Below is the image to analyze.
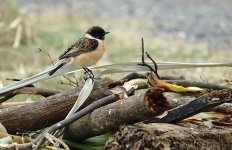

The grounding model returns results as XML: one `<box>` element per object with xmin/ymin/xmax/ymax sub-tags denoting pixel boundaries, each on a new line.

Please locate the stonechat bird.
<box><xmin>0</xmin><ymin>26</ymin><xmax>109</xmax><ymax>94</ymax></box>
<box><xmin>49</xmin><ymin>26</ymin><xmax>109</xmax><ymax>77</ymax></box>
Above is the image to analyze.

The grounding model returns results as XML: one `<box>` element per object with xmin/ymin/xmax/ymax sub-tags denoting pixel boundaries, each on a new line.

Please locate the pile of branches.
<box><xmin>0</xmin><ymin>40</ymin><xmax>231</xmax><ymax>150</ymax></box>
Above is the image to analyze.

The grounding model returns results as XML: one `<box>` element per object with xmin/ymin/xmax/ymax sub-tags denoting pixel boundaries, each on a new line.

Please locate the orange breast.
<box><xmin>74</xmin><ymin>40</ymin><xmax>105</xmax><ymax>67</ymax></box>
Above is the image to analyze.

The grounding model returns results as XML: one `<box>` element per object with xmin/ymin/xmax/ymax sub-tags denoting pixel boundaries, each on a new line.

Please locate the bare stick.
<box><xmin>36</xmin><ymin>48</ymin><xmax>54</xmax><ymax>65</ymax></box>
<box><xmin>63</xmin><ymin>75</ymin><xmax>79</xmax><ymax>87</ymax></box>
<box><xmin>0</xmin><ymin>87</ymin><xmax>62</xmax><ymax>98</ymax></box>
<box><xmin>58</xmin><ymin>80</ymin><xmax>77</xmax><ymax>87</ymax></box>
<box><xmin>141</xmin><ymin>38</ymin><xmax>145</xmax><ymax>63</ymax></box>
<box><xmin>121</xmin><ymin>72</ymin><xmax>147</xmax><ymax>81</ymax></box>
<box><xmin>166</xmin><ymin>80</ymin><xmax>231</xmax><ymax>90</ymax></box>
<box><xmin>145</xmin><ymin>52</ymin><xmax>160</xmax><ymax>79</ymax></box>
<box><xmin>137</xmin><ymin>38</ymin><xmax>160</xmax><ymax>79</ymax></box>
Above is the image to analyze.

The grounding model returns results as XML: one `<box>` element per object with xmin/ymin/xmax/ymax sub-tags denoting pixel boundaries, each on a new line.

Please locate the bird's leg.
<box><xmin>83</xmin><ymin>67</ymin><xmax>94</xmax><ymax>80</ymax></box>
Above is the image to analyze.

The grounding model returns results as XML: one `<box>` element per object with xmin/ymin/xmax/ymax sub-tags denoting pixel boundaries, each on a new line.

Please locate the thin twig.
<box><xmin>36</xmin><ymin>48</ymin><xmax>54</xmax><ymax>65</ymax></box>
<box><xmin>44</xmin><ymin>133</ymin><xmax>70</xmax><ymax>150</ymax></box>
<box><xmin>121</xmin><ymin>72</ymin><xmax>147</xmax><ymax>81</ymax></box>
<box><xmin>58</xmin><ymin>80</ymin><xmax>77</xmax><ymax>87</ymax></box>
<box><xmin>137</xmin><ymin>38</ymin><xmax>160</xmax><ymax>79</ymax></box>
<box><xmin>141</xmin><ymin>38</ymin><xmax>144</xmax><ymax>63</ymax></box>
<box><xmin>63</xmin><ymin>75</ymin><xmax>79</xmax><ymax>87</ymax></box>
<box><xmin>72</xmin><ymin>75</ymin><xmax>79</xmax><ymax>84</ymax></box>
<box><xmin>145</xmin><ymin>52</ymin><xmax>160</xmax><ymax>79</ymax></box>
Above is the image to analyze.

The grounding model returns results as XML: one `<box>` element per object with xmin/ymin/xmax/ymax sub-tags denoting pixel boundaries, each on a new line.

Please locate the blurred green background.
<box><xmin>0</xmin><ymin>0</ymin><xmax>231</xmax><ymax>101</ymax></box>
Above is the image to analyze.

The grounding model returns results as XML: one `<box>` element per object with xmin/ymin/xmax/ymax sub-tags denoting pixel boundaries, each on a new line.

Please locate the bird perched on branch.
<box><xmin>0</xmin><ymin>26</ymin><xmax>109</xmax><ymax>94</ymax></box>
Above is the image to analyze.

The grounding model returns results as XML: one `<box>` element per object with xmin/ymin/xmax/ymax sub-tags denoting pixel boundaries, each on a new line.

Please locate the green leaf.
<box><xmin>64</xmin><ymin>133</ymin><xmax>112</xmax><ymax>150</ymax></box>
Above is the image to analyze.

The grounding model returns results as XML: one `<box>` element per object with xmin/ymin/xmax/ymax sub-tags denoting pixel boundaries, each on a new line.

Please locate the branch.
<box><xmin>145</xmin><ymin>52</ymin><xmax>160</xmax><ymax>79</ymax></box>
<box><xmin>137</xmin><ymin>38</ymin><xmax>160</xmax><ymax>79</ymax></box>
<box><xmin>0</xmin><ymin>101</ymin><xmax>33</xmax><ymax>109</ymax></box>
<box><xmin>121</xmin><ymin>72</ymin><xmax>147</xmax><ymax>81</ymax></box>
<box><xmin>145</xmin><ymin>89</ymin><xmax>232</xmax><ymax>123</ymax></box>
<box><xmin>166</xmin><ymin>80</ymin><xmax>231</xmax><ymax>90</ymax></box>
<box><xmin>0</xmin><ymin>87</ymin><xmax>62</xmax><ymax>97</ymax></box>
<box><xmin>121</xmin><ymin>72</ymin><xmax>184</xmax><ymax>81</ymax></box>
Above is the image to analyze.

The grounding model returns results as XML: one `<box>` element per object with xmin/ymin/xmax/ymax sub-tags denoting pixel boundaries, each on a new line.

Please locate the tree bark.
<box><xmin>63</xmin><ymin>89</ymin><xmax>231</xmax><ymax>141</ymax></box>
<box><xmin>64</xmin><ymin>88</ymin><xmax>170</xmax><ymax>141</ymax></box>
<box><xmin>105</xmin><ymin>123</ymin><xmax>232</xmax><ymax>150</ymax></box>
<box><xmin>0</xmin><ymin>78</ymin><xmax>113</xmax><ymax>134</ymax></box>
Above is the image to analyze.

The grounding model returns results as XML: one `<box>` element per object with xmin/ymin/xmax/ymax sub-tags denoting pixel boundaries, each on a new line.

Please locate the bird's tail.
<box><xmin>0</xmin><ymin>60</ymin><xmax>70</xmax><ymax>95</ymax></box>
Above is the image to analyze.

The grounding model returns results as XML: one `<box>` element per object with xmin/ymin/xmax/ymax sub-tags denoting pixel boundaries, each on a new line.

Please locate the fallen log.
<box><xmin>63</xmin><ymin>89</ymin><xmax>231</xmax><ymax>141</ymax></box>
<box><xmin>105</xmin><ymin>123</ymin><xmax>232</xmax><ymax>150</ymax></box>
<box><xmin>0</xmin><ymin>78</ymin><xmax>113</xmax><ymax>134</ymax></box>
<box><xmin>64</xmin><ymin>88</ymin><xmax>170</xmax><ymax>141</ymax></box>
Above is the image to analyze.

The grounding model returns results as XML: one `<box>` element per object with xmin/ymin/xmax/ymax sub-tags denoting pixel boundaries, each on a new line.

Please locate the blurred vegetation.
<box><xmin>0</xmin><ymin>1</ymin><xmax>231</xmax><ymax>102</ymax></box>
<box><xmin>0</xmin><ymin>0</ymin><xmax>33</xmax><ymax>48</ymax></box>
<box><xmin>0</xmin><ymin>0</ymin><xmax>18</xmax><ymax>22</ymax></box>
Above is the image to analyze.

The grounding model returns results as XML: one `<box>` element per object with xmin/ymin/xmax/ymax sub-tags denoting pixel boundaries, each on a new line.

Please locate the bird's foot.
<box><xmin>83</xmin><ymin>68</ymin><xmax>95</xmax><ymax>81</ymax></box>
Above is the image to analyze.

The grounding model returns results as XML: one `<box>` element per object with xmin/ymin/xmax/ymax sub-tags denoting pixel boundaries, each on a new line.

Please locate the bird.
<box><xmin>0</xmin><ymin>26</ymin><xmax>109</xmax><ymax>95</ymax></box>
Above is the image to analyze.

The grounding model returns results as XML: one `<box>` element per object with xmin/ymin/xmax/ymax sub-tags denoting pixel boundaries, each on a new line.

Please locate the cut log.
<box><xmin>0</xmin><ymin>78</ymin><xmax>113</xmax><ymax>134</ymax></box>
<box><xmin>64</xmin><ymin>88</ymin><xmax>170</xmax><ymax>141</ymax></box>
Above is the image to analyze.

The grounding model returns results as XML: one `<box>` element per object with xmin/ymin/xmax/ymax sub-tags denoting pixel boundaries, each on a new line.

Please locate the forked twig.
<box><xmin>138</xmin><ymin>38</ymin><xmax>161</xmax><ymax>79</ymax></box>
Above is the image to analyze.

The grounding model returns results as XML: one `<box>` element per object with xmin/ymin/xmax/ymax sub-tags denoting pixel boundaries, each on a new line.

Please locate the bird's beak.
<box><xmin>105</xmin><ymin>31</ymin><xmax>110</xmax><ymax>34</ymax></box>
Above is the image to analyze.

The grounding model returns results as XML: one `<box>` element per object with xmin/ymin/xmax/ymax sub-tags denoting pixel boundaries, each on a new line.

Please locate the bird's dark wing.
<box><xmin>58</xmin><ymin>37</ymin><xmax>99</xmax><ymax>59</ymax></box>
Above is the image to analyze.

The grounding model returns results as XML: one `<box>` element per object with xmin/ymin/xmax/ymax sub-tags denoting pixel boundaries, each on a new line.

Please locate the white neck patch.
<box><xmin>84</xmin><ymin>33</ymin><xmax>102</xmax><ymax>43</ymax></box>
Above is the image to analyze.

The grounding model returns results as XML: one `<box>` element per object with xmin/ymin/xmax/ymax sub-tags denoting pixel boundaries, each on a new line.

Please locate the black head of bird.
<box><xmin>86</xmin><ymin>26</ymin><xmax>110</xmax><ymax>40</ymax></box>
